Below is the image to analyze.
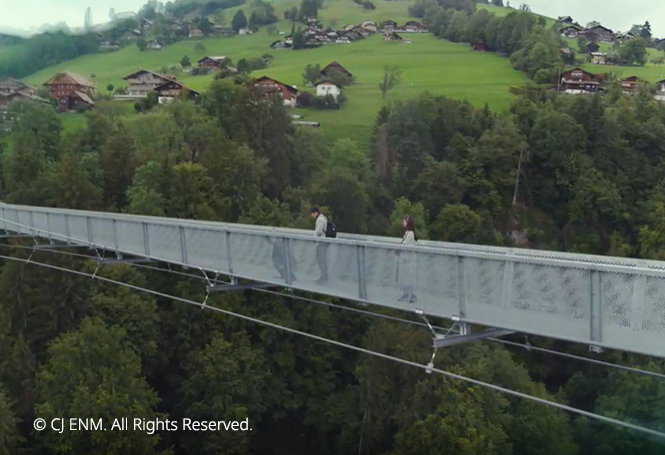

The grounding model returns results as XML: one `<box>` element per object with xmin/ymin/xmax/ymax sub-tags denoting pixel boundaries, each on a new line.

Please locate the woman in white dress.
<box><xmin>398</xmin><ymin>215</ymin><xmax>417</xmax><ymax>303</ymax></box>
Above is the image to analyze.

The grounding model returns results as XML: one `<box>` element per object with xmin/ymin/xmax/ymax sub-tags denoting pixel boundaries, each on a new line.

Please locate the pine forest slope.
<box><xmin>20</xmin><ymin>0</ymin><xmax>528</xmax><ymax>144</ymax></box>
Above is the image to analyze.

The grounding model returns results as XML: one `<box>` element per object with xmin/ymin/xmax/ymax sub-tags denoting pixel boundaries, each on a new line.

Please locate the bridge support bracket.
<box><xmin>589</xmin><ymin>345</ymin><xmax>605</xmax><ymax>354</ymax></box>
<box><xmin>206</xmin><ymin>281</ymin><xmax>281</xmax><ymax>293</ymax></box>
<box><xmin>433</xmin><ymin>328</ymin><xmax>515</xmax><ymax>349</ymax></box>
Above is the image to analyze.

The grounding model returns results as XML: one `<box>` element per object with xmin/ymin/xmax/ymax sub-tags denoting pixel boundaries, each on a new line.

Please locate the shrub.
<box><xmin>298</xmin><ymin>91</ymin><xmax>313</xmax><ymax>106</ymax></box>
<box><xmin>312</xmin><ymin>94</ymin><xmax>340</xmax><ymax>109</ymax></box>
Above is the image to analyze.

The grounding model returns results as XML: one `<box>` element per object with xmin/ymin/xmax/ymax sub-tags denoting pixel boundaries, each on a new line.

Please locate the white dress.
<box><xmin>398</xmin><ymin>231</ymin><xmax>416</xmax><ymax>294</ymax></box>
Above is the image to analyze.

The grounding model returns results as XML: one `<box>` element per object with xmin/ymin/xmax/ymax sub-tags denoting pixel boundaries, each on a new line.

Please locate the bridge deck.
<box><xmin>1</xmin><ymin>203</ymin><xmax>664</xmax><ymax>358</ymax></box>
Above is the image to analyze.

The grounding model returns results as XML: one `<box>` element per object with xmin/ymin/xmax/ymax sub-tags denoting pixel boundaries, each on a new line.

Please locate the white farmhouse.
<box><xmin>315</xmin><ymin>81</ymin><xmax>341</xmax><ymax>100</ymax></box>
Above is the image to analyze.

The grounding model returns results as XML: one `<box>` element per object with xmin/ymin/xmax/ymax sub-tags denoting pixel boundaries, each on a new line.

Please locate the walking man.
<box><xmin>310</xmin><ymin>206</ymin><xmax>330</xmax><ymax>283</ymax></box>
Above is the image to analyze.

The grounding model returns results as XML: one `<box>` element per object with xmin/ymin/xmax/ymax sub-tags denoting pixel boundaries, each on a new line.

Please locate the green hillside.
<box><xmin>477</xmin><ymin>3</ymin><xmax>556</xmax><ymax>27</ymax></box>
<box><xmin>20</xmin><ymin>0</ymin><xmax>528</xmax><ymax>144</ymax></box>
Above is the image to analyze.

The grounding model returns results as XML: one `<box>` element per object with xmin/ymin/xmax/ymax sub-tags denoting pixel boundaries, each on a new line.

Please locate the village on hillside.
<box><xmin>3</xmin><ymin>8</ymin><xmax>665</xmax><ymax>126</ymax></box>
<box><xmin>0</xmin><ymin>58</ymin><xmax>358</xmax><ymax>130</ymax></box>
<box><xmin>0</xmin><ymin>10</ymin><xmax>433</xmax><ymax>126</ymax></box>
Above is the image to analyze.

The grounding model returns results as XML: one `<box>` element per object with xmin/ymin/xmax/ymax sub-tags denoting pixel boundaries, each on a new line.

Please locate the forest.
<box><xmin>1</xmin><ymin>76</ymin><xmax>665</xmax><ymax>454</ymax></box>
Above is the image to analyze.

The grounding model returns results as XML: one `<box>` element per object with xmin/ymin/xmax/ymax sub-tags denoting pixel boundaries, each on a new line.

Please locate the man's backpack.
<box><xmin>325</xmin><ymin>218</ymin><xmax>337</xmax><ymax>238</ymax></box>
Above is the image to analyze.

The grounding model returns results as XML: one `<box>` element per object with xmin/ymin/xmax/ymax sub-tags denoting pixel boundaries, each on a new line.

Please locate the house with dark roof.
<box><xmin>154</xmin><ymin>80</ymin><xmax>199</xmax><ymax>103</ymax></box>
<box><xmin>402</xmin><ymin>20</ymin><xmax>428</xmax><ymax>33</ymax></box>
<box><xmin>560</xmin><ymin>68</ymin><xmax>600</xmax><ymax>94</ymax></box>
<box><xmin>121</xmin><ymin>69</ymin><xmax>176</xmax><ymax>97</ymax></box>
<box><xmin>43</xmin><ymin>72</ymin><xmax>95</xmax><ymax>112</ymax></box>
<box><xmin>253</xmin><ymin>76</ymin><xmax>299</xmax><ymax>107</ymax></box>
<box><xmin>585</xmin><ymin>25</ymin><xmax>614</xmax><ymax>42</ymax></box>
<box><xmin>0</xmin><ymin>78</ymin><xmax>35</xmax><ymax>96</ymax></box>
<box><xmin>321</xmin><ymin>61</ymin><xmax>353</xmax><ymax>78</ymax></box>
<box><xmin>586</xmin><ymin>42</ymin><xmax>600</xmax><ymax>53</ymax></box>
<box><xmin>620</xmin><ymin>76</ymin><xmax>640</xmax><ymax>94</ymax></box>
<box><xmin>559</xmin><ymin>25</ymin><xmax>581</xmax><ymax>38</ymax></box>
<box><xmin>0</xmin><ymin>79</ymin><xmax>45</xmax><ymax>109</ymax></box>
<box><xmin>380</xmin><ymin>20</ymin><xmax>397</xmax><ymax>32</ymax></box>
<box><xmin>197</xmin><ymin>56</ymin><xmax>228</xmax><ymax>68</ymax></box>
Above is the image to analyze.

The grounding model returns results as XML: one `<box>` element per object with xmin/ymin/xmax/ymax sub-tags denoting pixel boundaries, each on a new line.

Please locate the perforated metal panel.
<box><xmin>66</xmin><ymin>215</ymin><xmax>89</xmax><ymax>243</ymax></box>
<box><xmin>184</xmin><ymin>227</ymin><xmax>228</xmax><ymax>273</ymax></box>
<box><xmin>4</xmin><ymin>202</ymin><xmax>665</xmax><ymax>357</ymax></box>
<box><xmin>146</xmin><ymin>223</ymin><xmax>181</xmax><ymax>264</ymax></box>
<box><xmin>116</xmin><ymin>220</ymin><xmax>146</xmax><ymax>255</ymax></box>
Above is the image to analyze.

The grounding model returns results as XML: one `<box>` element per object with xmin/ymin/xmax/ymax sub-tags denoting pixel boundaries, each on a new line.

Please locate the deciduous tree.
<box><xmin>35</xmin><ymin>318</ymin><xmax>165</xmax><ymax>454</ymax></box>
<box><xmin>379</xmin><ymin>66</ymin><xmax>401</xmax><ymax>99</ymax></box>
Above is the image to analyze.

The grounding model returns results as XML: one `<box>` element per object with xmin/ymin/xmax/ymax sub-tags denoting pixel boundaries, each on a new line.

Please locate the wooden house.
<box><xmin>559</xmin><ymin>26</ymin><xmax>580</xmax><ymax>38</ymax></box>
<box><xmin>321</xmin><ymin>61</ymin><xmax>353</xmax><ymax>78</ymax></box>
<box><xmin>361</xmin><ymin>20</ymin><xmax>378</xmax><ymax>32</ymax></box>
<box><xmin>0</xmin><ymin>78</ymin><xmax>35</xmax><ymax>96</ymax></box>
<box><xmin>122</xmin><ymin>69</ymin><xmax>175</xmax><ymax>97</ymax></box>
<box><xmin>380</xmin><ymin>20</ymin><xmax>397</xmax><ymax>32</ymax></box>
<box><xmin>403</xmin><ymin>20</ymin><xmax>427</xmax><ymax>33</ymax></box>
<box><xmin>560</xmin><ymin>68</ymin><xmax>600</xmax><ymax>94</ymax></box>
<box><xmin>620</xmin><ymin>76</ymin><xmax>639</xmax><ymax>94</ymax></box>
<box><xmin>197</xmin><ymin>56</ymin><xmax>228</xmax><ymax>68</ymax></box>
<box><xmin>585</xmin><ymin>25</ymin><xmax>614</xmax><ymax>42</ymax></box>
<box><xmin>146</xmin><ymin>40</ymin><xmax>163</xmax><ymax>50</ymax></box>
<box><xmin>586</xmin><ymin>42</ymin><xmax>600</xmax><ymax>53</ymax></box>
<box><xmin>558</xmin><ymin>16</ymin><xmax>574</xmax><ymax>24</ymax></box>
<box><xmin>0</xmin><ymin>78</ymin><xmax>45</xmax><ymax>108</ymax></box>
<box><xmin>472</xmin><ymin>40</ymin><xmax>486</xmax><ymax>52</ymax></box>
<box><xmin>343</xmin><ymin>24</ymin><xmax>355</xmax><ymax>31</ymax></box>
<box><xmin>43</xmin><ymin>72</ymin><xmax>95</xmax><ymax>112</ymax></box>
<box><xmin>253</xmin><ymin>76</ymin><xmax>299</xmax><ymax>107</ymax></box>
<box><xmin>154</xmin><ymin>80</ymin><xmax>199</xmax><ymax>103</ymax></box>
<box><xmin>336</xmin><ymin>36</ymin><xmax>352</xmax><ymax>44</ymax></box>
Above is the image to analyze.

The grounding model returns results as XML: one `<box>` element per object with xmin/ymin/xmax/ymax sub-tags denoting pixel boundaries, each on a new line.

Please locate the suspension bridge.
<box><xmin>1</xmin><ymin>202</ymin><xmax>664</xmax><ymax>359</ymax></box>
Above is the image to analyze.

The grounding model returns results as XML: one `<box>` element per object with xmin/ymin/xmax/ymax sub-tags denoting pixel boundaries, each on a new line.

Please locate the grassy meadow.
<box><xmin>561</xmin><ymin>39</ymin><xmax>665</xmax><ymax>82</ymax></box>
<box><xmin>20</xmin><ymin>0</ymin><xmax>527</xmax><ymax>145</ymax></box>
